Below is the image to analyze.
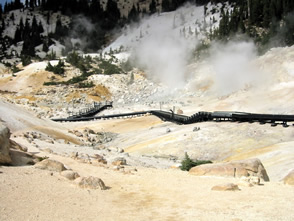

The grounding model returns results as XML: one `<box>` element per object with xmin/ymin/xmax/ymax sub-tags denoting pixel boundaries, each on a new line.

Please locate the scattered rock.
<box><xmin>10</xmin><ymin>149</ymin><xmax>35</xmax><ymax>166</ymax></box>
<box><xmin>166</xmin><ymin>128</ymin><xmax>171</xmax><ymax>133</ymax></box>
<box><xmin>170</xmin><ymin>163</ymin><xmax>182</xmax><ymax>169</ymax></box>
<box><xmin>177</xmin><ymin>109</ymin><xmax>183</xmax><ymax>114</ymax></box>
<box><xmin>117</xmin><ymin>148</ymin><xmax>124</xmax><ymax>153</ymax></box>
<box><xmin>112</xmin><ymin>157</ymin><xmax>127</xmax><ymax>166</ymax></box>
<box><xmin>75</xmin><ymin>176</ymin><xmax>107</xmax><ymax>190</ymax></box>
<box><xmin>10</xmin><ymin>140</ymin><xmax>27</xmax><ymax>152</ymax></box>
<box><xmin>189</xmin><ymin>158</ymin><xmax>269</xmax><ymax>181</ymax></box>
<box><xmin>93</xmin><ymin>154</ymin><xmax>107</xmax><ymax>164</ymax></box>
<box><xmin>211</xmin><ymin>183</ymin><xmax>240</xmax><ymax>191</ymax></box>
<box><xmin>283</xmin><ymin>169</ymin><xmax>294</xmax><ymax>185</ymax></box>
<box><xmin>35</xmin><ymin>159</ymin><xmax>66</xmax><ymax>172</ymax></box>
<box><xmin>0</xmin><ymin>123</ymin><xmax>12</xmax><ymax>165</ymax></box>
<box><xmin>42</xmin><ymin>148</ymin><xmax>53</xmax><ymax>154</ymax></box>
<box><xmin>193</xmin><ymin>127</ymin><xmax>200</xmax><ymax>132</ymax></box>
<box><xmin>61</xmin><ymin>170</ymin><xmax>80</xmax><ymax>180</ymax></box>
<box><xmin>74</xmin><ymin>131</ymin><xmax>83</xmax><ymax>137</ymax></box>
<box><xmin>71</xmin><ymin>152</ymin><xmax>79</xmax><ymax>159</ymax></box>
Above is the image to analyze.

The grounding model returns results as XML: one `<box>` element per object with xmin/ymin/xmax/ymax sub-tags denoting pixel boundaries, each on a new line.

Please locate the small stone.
<box><xmin>177</xmin><ymin>109</ymin><xmax>183</xmax><ymax>114</ymax></box>
<box><xmin>71</xmin><ymin>152</ymin><xmax>78</xmax><ymax>159</ymax></box>
<box><xmin>112</xmin><ymin>157</ymin><xmax>127</xmax><ymax>166</ymax></box>
<box><xmin>166</xmin><ymin>128</ymin><xmax>171</xmax><ymax>133</ymax></box>
<box><xmin>117</xmin><ymin>148</ymin><xmax>124</xmax><ymax>153</ymax></box>
<box><xmin>61</xmin><ymin>170</ymin><xmax>80</xmax><ymax>180</ymax></box>
<box><xmin>283</xmin><ymin>169</ymin><xmax>294</xmax><ymax>185</ymax></box>
<box><xmin>35</xmin><ymin>159</ymin><xmax>66</xmax><ymax>172</ymax></box>
<box><xmin>75</xmin><ymin>176</ymin><xmax>107</xmax><ymax>190</ymax></box>
<box><xmin>43</xmin><ymin>148</ymin><xmax>53</xmax><ymax>154</ymax></box>
<box><xmin>193</xmin><ymin>127</ymin><xmax>200</xmax><ymax>132</ymax></box>
<box><xmin>211</xmin><ymin>183</ymin><xmax>240</xmax><ymax>191</ymax></box>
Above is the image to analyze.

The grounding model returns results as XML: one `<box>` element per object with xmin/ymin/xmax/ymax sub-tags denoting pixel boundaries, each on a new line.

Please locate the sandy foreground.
<box><xmin>1</xmin><ymin>154</ymin><xmax>294</xmax><ymax>221</ymax></box>
<box><xmin>1</xmin><ymin>99</ymin><xmax>294</xmax><ymax>221</ymax></box>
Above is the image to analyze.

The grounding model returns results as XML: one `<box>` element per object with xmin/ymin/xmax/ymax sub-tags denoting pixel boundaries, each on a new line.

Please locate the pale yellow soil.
<box><xmin>1</xmin><ymin>154</ymin><xmax>294</xmax><ymax>221</ymax></box>
<box><xmin>1</xmin><ymin>46</ymin><xmax>294</xmax><ymax>220</ymax></box>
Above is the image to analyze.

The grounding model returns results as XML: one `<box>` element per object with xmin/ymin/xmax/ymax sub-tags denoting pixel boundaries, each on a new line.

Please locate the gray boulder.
<box><xmin>35</xmin><ymin>159</ymin><xmax>66</xmax><ymax>172</ymax></box>
<box><xmin>0</xmin><ymin>123</ymin><xmax>12</xmax><ymax>165</ymax></box>
<box><xmin>189</xmin><ymin>158</ymin><xmax>270</xmax><ymax>181</ymax></box>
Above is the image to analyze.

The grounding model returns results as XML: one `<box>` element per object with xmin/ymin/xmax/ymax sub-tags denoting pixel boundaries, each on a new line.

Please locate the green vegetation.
<box><xmin>46</xmin><ymin>50</ymin><xmax>57</xmax><ymax>60</ymax></box>
<box><xmin>11</xmin><ymin>65</ymin><xmax>22</xmax><ymax>73</ymax></box>
<box><xmin>99</xmin><ymin>60</ymin><xmax>123</xmax><ymax>75</ymax></box>
<box><xmin>77</xmin><ymin>81</ymin><xmax>95</xmax><ymax>88</ymax></box>
<box><xmin>180</xmin><ymin>153</ymin><xmax>212</xmax><ymax>171</ymax></box>
<box><xmin>43</xmin><ymin>51</ymin><xmax>128</xmax><ymax>87</ymax></box>
<box><xmin>45</xmin><ymin>60</ymin><xmax>65</xmax><ymax>75</ymax></box>
<box><xmin>21</xmin><ymin>55</ymin><xmax>32</xmax><ymax>66</ymax></box>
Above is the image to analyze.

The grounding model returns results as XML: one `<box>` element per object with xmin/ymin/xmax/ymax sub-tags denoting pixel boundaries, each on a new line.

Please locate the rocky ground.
<box><xmin>1</xmin><ymin>46</ymin><xmax>294</xmax><ymax>220</ymax></box>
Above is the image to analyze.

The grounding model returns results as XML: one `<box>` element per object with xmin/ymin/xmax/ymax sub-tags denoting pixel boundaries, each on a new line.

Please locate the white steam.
<box><xmin>128</xmin><ymin>5</ymin><xmax>200</xmax><ymax>88</ymax></box>
<box><xmin>134</xmin><ymin>29</ymin><xmax>196</xmax><ymax>88</ymax></box>
<box><xmin>209</xmin><ymin>41</ymin><xmax>258</xmax><ymax>95</ymax></box>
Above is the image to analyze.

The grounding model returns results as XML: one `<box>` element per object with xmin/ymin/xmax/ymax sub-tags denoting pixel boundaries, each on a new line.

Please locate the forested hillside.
<box><xmin>0</xmin><ymin>0</ymin><xmax>293</xmax><ymax>61</ymax></box>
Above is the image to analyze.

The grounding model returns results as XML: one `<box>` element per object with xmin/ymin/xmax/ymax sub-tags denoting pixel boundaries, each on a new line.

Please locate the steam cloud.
<box><xmin>208</xmin><ymin>41</ymin><xmax>258</xmax><ymax>96</ymax></box>
<box><xmin>130</xmin><ymin>6</ymin><xmax>198</xmax><ymax>88</ymax></box>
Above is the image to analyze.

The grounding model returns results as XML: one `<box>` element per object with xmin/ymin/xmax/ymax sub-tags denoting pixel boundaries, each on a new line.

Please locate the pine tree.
<box><xmin>162</xmin><ymin>0</ymin><xmax>171</xmax><ymax>12</ymax></box>
<box><xmin>29</xmin><ymin>0</ymin><xmax>34</xmax><ymax>8</ymax></box>
<box><xmin>1</xmin><ymin>19</ymin><xmax>5</xmax><ymax>31</ymax></box>
<box><xmin>149</xmin><ymin>0</ymin><xmax>157</xmax><ymax>14</ymax></box>
<box><xmin>263</xmin><ymin>0</ymin><xmax>271</xmax><ymax>28</ymax></box>
<box><xmin>128</xmin><ymin>4</ymin><xmax>139</xmax><ymax>23</ymax></box>
<box><xmin>38</xmin><ymin>21</ymin><xmax>44</xmax><ymax>34</ymax></box>
<box><xmin>103</xmin><ymin>0</ymin><xmax>120</xmax><ymax>30</ymax></box>
<box><xmin>14</xmin><ymin>27</ymin><xmax>22</xmax><ymax>43</ymax></box>
<box><xmin>90</xmin><ymin>0</ymin><xmax>104</xmax><ymax>21</ymax></box>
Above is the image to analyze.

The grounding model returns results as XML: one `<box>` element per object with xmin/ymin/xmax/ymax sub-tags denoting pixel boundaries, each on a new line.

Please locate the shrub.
<box><xmin>47</xmin><ymin>50</ymin><xmax>57</xmax><ymax>60</ymax></box>
<box><xmin>21</xmin><ymin>55</ymin><xmax>32</xmax><ymax>66</ymax></box>
<box><xmin>180</xmin><ymin>153</ymin><xmax>212</xmax><ymax>171</ymax></box>
<box><xmin>12</xmin><ymin>65</ymin><xmax>22</xmax><ymax>73</ymax></box>
<box><xmin>45</xmin><ymin>60</ymin><xmax>65</xmax><ymax>75</ymax></box>
<box><xmin>77</xmin><ymin>81</ymin><xmax>95</xmax><ymax>88</ymax></box>
<box><xmin>43</xmin><ymin>81</ymin><xmax>60</xmax><ymax>86</ymax></box>
<box><xmin>100</xmin><ymin>60</ymin><xmax>122</xmax><ymax>75</ymax></box>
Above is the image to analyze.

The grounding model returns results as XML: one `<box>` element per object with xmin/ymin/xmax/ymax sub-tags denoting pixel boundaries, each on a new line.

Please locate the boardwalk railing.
<box><xmin>52</xmin><ymin>107</ymin><xmax>294</xmax><ymax>127</ymax></box>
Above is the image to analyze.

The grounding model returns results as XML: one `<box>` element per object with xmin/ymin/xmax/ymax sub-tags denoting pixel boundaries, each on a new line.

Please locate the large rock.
<box><xmin>283</xmin><ymin>169</ymin><xmax>294</xmax><ymax>185</ymax></box>
<box><xmin>189</xmin><ymin>158</ymin><xmax>270</xmax><ymax>181</ymax></box>
<box><xmin>10</xmin><ymin>149</ymin><xmax>35</xmax><ymax>166</ymax></box>
<box><xmin>75</xmin><ymin>176</ymin><xmax>107</xmax><ymax>190</ymax></box>
<box><xmin>35</xmin><ymin>159</ymin><xmax>66</xmax><ymax>172</ymax></box>
<box><xmin>0</xmin><ymin>123</ymin><xmax>12</xmax><ymax>165</ymax></box>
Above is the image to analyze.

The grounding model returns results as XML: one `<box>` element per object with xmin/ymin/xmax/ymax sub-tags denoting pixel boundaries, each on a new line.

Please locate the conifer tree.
<box><xmin>149</xmin><ymin>0</ymin><xmax>157</xmax><ymax>14</ymax></box>
<box><xmin>162</xmin><ymin>0</ymin><xmax>171</xmax><ymax>12</ymax></box>
<box><xmin>90</xmin><ymin>0</ymin><xmax>104</xmax><ymax>21</ymax></box>
<box><xmin>128</xmin><ymin>4</ymin><xmax>139</xmax><ymax>23</ymax></box>
<box><xmin>263</xmin><ymin>0</ymin><xmax>271</xmax><ymax>28</ymax></box>
<box><xmin>103</xmin><ymin>0</ymin><xmax>120</xmax><ymax>30</ymax></box>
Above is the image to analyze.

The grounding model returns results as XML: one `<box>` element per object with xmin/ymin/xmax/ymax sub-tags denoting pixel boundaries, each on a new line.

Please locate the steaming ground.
<box><xmin>2</xmin><ymin>45</ymin><xmax>294</xmax><ymax>180</ymax></box>
<box><xmin>2</xmin><ymin>44</ymin><xmax>294</xmax><ymax>221</ymax></box>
